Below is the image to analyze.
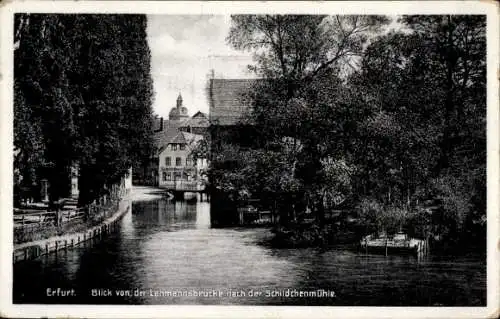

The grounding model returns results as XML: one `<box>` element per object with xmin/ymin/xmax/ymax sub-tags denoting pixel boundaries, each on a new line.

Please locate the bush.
<box><xmin>357</xmin><ymin>197</ymin><xmax>412</xmax><ymax>235</ymax></box>
<box><xmin>271</xmin><ymin>223</ymin><xmax>332</xmax><ymax>248</ymax></box>
<box><xmin>406</xmin><ymin>208</ymin><xmax>432</xmax><ymax>239</ymax></box>
<box><xmin>357</xmin><ymin>198</ymin><xmax>383</xmax><ymax>225</ymax></box>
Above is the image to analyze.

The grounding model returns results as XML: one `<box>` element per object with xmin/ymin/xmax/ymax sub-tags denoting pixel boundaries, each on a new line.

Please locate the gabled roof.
<box><xmin>179</xmin><ymin>111</ymin><xmax>209</xmax><ymax>129</ymax></box>
<box><xmin>170</xmin><ymin>132</ymin><xmax>187</xmax><ymax>144</ymax></box>
<box><xmin>154</xmin><ymin>119</ymin><xmax>181</xmax><ymax>154</ymax></box>
<box><xmin>181</xmin><ymin>131</ymin><xmax>204</xmax><ymax>145</ymax></box>
<box><xmin>158</xmin><ymin>131</ymin><xmax>204</xmax><ymax>154</ymax></box>
<box><xmin>208</xmin><ymin>79</ymin><xmax>258</xmax><ymax>126</ymax></box>
<box><xmin>192</xmin><ymin>111</ymin><xmax>208</xmax><ymax>119</ymax></box>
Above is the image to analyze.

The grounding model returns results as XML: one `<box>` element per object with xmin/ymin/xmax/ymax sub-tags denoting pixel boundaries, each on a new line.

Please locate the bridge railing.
<box><xmin>161</xmin><ymin>181</ymin><xmax>205</xmax><ymax>191</ymax></box>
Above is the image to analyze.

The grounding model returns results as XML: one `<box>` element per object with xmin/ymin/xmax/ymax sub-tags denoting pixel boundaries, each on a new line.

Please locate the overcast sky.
<box><xmin>147</xmin><ymin>15</ymin><xmax>254</xmax><ymax>119</ymax></box>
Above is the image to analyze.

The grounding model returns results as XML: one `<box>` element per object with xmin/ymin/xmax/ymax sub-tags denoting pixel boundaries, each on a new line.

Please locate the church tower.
<box><xmin>169</xmin><ymin>93</ymin><xmax>189</xmax><ymax>121</ymax></box>
<box><xmin>176</xmin><ymin>94</ymin><xmax>183</xmax><ymax>108</ymax></box>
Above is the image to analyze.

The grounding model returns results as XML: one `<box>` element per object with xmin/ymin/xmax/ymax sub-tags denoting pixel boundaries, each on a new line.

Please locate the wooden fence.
<box><xmin>13</xmin><ymin>185</ymin><xmax>129</xmax><ymax>244</ymax></box>
<box><xmin>14</xmin><ymin>208</ymin><xmax>87</xmax><ymax>227</ymax></box>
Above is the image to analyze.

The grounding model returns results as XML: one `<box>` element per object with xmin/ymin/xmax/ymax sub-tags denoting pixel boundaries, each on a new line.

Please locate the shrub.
<box><xmin>357</xmin><ymin>197</ymin><xmax>411</xmax><ymax>235</ymax></box>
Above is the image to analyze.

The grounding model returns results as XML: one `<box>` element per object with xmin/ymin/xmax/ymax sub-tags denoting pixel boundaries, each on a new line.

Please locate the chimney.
<box><xmin>155</xmin><ymin>117</ymin><xmax>163</xmax><ymax>132</ymax></box>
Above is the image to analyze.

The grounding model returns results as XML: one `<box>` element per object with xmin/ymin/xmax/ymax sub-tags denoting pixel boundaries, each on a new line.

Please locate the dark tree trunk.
<box><xmin>48</xmin><ymin>161</ymin><xmax>71</xmax><ymax>209</ymax></box>
<box><xmin>438</xmin><ymin>15</ymin><xmax>458</xmax><ymax>172</ymax></box>
<box><xmin>78</xmin><ymin>165</ymin><xmax>100</xmax><ymax>207</ymax></box>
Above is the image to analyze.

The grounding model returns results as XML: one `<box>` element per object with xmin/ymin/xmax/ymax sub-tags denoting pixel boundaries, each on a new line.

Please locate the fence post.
<box><xmin>56</xmin><ymin>209</ymin><xmax>60</xmax><ymax>228</ymax></box>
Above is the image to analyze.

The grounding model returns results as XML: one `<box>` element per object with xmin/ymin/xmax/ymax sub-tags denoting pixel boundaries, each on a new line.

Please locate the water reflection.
<box><xmin>13</xmin><ymin>196</ymin><xmax>486</xmax><ymax>306</ymax></box>
<box><xmin>195</xmin><ymin>201</ymin><xmax>211</xmax><ymax>229</ymax></box>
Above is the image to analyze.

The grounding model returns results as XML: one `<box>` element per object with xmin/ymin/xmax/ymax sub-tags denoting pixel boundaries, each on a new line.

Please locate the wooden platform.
<box><xmin>360</xmin><ymin>233</ymin><xmax>429</xmax><ymax>255</ymax></box>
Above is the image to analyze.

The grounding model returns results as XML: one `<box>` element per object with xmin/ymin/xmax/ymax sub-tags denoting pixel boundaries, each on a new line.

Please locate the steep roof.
<box><xmin>182</xmin><ymin>131</ymin><xmax>204</xmax><ymax>143</ymax></box>
<box><xmin>179</xmin><ymin>111</ymin><xmax>209</xmax><ymax>129</ymax></box>
<box><xmin>192</xmin><ymin>111</ymin><xmax>208</xmax><ymax>119</ymax></box>
<box><xmin>170</xmin><ymin>131</ymin><xmax>187</xmax><ymax>144</ymax></box>
<box><xmin>154</xmin><ymin>119</ymin><xmax>181</xmax><ymax>154</ymax></box>
<box><xmin>208</xmin><ymin>79</ymin><xmax>258</xmax><ymax>126</ymax></box>
<box><xmin>158</xmin><ymin>131</ymin><xmax>204</xmax><ymax>154</ymax></box>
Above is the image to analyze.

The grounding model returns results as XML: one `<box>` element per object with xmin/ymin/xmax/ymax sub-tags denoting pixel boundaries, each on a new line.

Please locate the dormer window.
<box><xmin>172</xmin><ymin>144</ymin><xmax>177</xmax><ymax>151</ymax></box>
<box><xmin>180</xmin><ymin>144</ymin><xmax>186</xmax><ymax>150</ymax></box>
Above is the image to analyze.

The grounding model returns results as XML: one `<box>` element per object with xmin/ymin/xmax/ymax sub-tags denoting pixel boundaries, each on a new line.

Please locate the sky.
<box><xmin>147</xmin><ymin>15</ymin><xmax>255</xmax><ymax>119</ymax></box>
<box><xmin>146</xmin><ymin>15</ymin><xmax>403</xmax><ymax>119</ymax></box>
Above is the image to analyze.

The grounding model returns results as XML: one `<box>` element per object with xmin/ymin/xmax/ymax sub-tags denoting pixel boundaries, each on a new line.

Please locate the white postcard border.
<box><xmin>1</xmin><ymin>1</ymin><xmax>498</xmax><ymax>318</ymax></box>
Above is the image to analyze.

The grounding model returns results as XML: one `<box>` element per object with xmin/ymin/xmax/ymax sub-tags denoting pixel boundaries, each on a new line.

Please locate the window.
<box><xmin>166</xmin><ymin>173</ymin><xmax>172</xmax><ymax>181</ymax></box>
<box><xmin>186</xmin><ymin>157</ymin><xmax>192</xmax><ymax>166</ymax></box>
<box><xmin>165</xmin><ymin>157</ymin><xmax>171</xmax><ymax>166</ymax></box>
<box><xmin>176</xmin><ymin>157</ymin><xmax>182</xmax><ymax>166</ymax></box>
<box><xmin>174</xmin><ymin>172</ymin><xmax>181</xmax><ymax>180</ymax></box>
<box><xmin>172</xmin><ymin>144</ymin><xmax>177</xmax><ymax>151</ymax></box>
<box><xmin>162</xmin><ymin>172</ymin><xmax>167</xmax><ymax>181</ymax></box>
<box><xmin>180</xmin><ymin>144</ymin><xmax>186</xmax><ymax>150</ymax></box>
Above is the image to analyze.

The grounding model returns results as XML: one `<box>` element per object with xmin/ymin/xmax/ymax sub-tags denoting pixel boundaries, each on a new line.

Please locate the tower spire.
<box><xmin>176</xmin><ymin>93</ymin><xmax>183</xmax><ymax>108</ymax></box>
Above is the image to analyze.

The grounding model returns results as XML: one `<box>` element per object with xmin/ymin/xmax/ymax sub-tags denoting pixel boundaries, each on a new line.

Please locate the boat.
<box><xmin>360</xmin><ymin>232</ymin><xmax>428</xmax><ymax>255</ymax></box>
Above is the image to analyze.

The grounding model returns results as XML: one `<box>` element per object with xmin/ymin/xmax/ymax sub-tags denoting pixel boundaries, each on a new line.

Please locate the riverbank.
<box><xmin>269</xmin><ymin>221</ymin><xmax>486</xmax><ymax>255</ymax></box>
<box><xmin>270</xmin><ymin>222</ymin><xmax>361</xmax><ymax>248</ymax></box>
<box><xmin>13</xmin><ymin>190</ymin><xmax>133</xmax><ymax>263</ymax></box>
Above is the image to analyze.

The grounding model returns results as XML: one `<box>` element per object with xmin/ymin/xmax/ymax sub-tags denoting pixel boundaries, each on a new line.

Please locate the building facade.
<box><xmin>207</xmin><ymin>78</ymin><xmax>259</xmax><ymax>225</ymax></box>
<box><xmin>158</xmin><ymin>131</ymin><xmax>207</xmax><ymax>190</ymax></box>
<box><xmin>133</xmin><ymin>93</ymin><xmax>209</xmax><ymax>188</ymax></box>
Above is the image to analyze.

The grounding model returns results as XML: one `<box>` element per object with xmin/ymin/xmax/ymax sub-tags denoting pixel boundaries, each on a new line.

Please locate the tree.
<box><xmin>348</xmin><ymin>15</ymin><xmax>486</xmax><ymax>241</ymax></box>
<box><xmin>15</xmin><ymin>14</ymin><xmax>79</xmax><ymax>204</ymax></box>
<box><xmin>228</xmin><ymin>15</ymin><xmax>389</xmax><ymax>224</ymax></box>
<box><xmin>69</xmin><ymin>15</ymin><xmax>154</xmax><ymax>205</ymax></box>
<box><xmin>226</xmin><ymin>14</ymin><xmax>485</xmax><ymax>247</ymax></box>
<box><xmin>14</xmin><ymin>14</ymin><xmax>154</xmax><ymax>207</ymax></box>
<box><xmin>401</xmin><ymin>15</ymin><xmax>486</xmax><ymax>173</ymax></box>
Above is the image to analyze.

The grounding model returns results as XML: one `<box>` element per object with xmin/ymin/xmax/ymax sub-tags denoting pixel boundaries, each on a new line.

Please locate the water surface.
<box><xmin>13</xmin><ymin>197</ymin><xmax>486</xmax><ymax>306</ymax></box>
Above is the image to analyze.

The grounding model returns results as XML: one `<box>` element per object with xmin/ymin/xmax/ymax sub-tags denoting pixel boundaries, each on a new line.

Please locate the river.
<box><xmin>13</xmin><ymin>194</ymin><xmax>486</xmax><ymax>306</ymax></box>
